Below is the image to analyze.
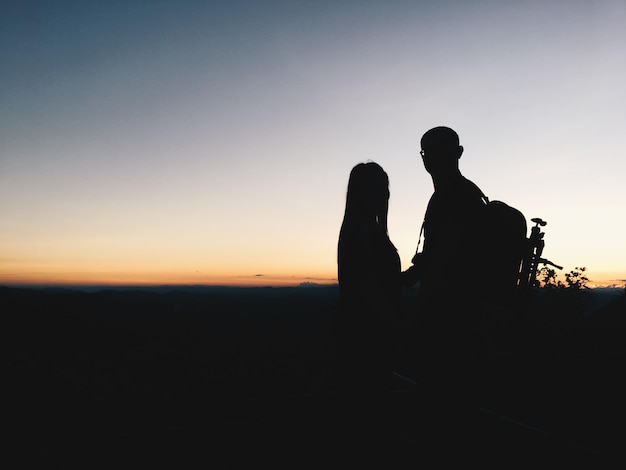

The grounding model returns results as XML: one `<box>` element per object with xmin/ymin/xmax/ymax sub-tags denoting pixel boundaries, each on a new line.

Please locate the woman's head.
<box><xmin>344</xmin><ymin>161</ymin><xmax>390</xmax><ymax>229</ymax></box>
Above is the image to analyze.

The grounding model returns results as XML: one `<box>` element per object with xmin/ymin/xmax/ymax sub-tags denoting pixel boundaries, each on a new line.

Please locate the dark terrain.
<box><xmin>1</xmin><ymin>285</ymin><xmax>625</xmax><ymax>468</ymax></box>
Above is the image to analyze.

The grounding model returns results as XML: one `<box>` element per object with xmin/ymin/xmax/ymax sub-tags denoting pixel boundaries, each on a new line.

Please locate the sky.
<box><xmin>1</xmin><ymin>0</ymin><xmax>625</xmax><ymax>288</ymax></box>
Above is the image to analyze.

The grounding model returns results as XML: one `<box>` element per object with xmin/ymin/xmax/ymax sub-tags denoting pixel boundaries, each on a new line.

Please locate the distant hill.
<box><xmin>0</xmin><ymin>283</ymin><xmax>340</xmax><ymax>296</ymax></box>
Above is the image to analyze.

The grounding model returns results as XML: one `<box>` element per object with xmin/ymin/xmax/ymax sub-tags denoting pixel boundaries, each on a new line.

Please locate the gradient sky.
<box><xmin>1</xmin><ymin>0</ymin><xmax>625</xmax><ymax>287</ymax></box>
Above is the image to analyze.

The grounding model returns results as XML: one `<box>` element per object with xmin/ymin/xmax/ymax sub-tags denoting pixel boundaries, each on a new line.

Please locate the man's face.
<box><xmin>420</xmin><ymin>144</ymin><xmax>459</xmax><ymax>175</ymax></box>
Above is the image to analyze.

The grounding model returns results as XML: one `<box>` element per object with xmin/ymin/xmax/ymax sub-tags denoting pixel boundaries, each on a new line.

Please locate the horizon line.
<box><xmin>0</xmin><ymin>281</ymin><xmax>340</xmax><ymax>290</ymax></box>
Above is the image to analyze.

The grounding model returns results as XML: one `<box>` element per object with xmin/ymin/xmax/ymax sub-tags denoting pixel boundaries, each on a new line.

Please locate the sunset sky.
<box><xmin>1</xmin><ymin>1</ymin><xmax>625</xmax><ymax>287</ymax></box>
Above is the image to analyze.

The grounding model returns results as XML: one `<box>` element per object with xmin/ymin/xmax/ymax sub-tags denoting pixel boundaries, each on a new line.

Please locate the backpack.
<box><xmin>409</xmin><ymin>191</ymin><xmax>528</xmax><ymax>297</ymax></box>
<box><xmin>479</xmin><ymin>194</ymin><xmax>528</xmax><ymax>302</ymax></box>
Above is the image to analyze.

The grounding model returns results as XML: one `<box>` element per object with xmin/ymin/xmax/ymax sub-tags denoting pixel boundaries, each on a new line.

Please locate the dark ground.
<box><xmin>1</xmin><ymin>285</ymin><xmax>625</xmax><ymax>468</ymax></box>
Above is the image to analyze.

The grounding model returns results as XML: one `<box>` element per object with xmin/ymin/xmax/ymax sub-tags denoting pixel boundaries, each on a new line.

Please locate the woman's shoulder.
<box><xmin>339</xmin><ymin>219</ymin><xmax>373</xmax><ymax>247</ymax></box>
<box><xmin>339</xmin><ymin>219</ymin><xmax>393</xmax><ymax>253</ymax></box>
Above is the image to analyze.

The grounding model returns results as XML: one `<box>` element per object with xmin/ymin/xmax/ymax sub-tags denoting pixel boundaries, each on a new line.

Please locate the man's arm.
<box><xmin>401</xmin><ymin>252</ymin><xmax>424</xmax><ymax>287</ymax></box>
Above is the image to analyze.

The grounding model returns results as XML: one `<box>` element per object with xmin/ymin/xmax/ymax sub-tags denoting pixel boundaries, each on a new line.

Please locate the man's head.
<box><xmin>420</xmin><ymin>126</ymin><xmax>464</xmax><ymax>176</ymax></box>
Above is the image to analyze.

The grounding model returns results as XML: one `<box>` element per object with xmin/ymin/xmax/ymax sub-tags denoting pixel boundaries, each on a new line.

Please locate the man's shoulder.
<box><xmin>427</xmin><ymin>176</ymin><xmax>485</xmax><ymax>216</ymax></box>
<box><xmin>450</xmin><ymin>177</ymin><xmax>486</xmax><ymax>212</ymax></box>
<box><xmin>460</xmin><ymin>177</ymin><xmax>485</xmax><ymax>199</ymax></box>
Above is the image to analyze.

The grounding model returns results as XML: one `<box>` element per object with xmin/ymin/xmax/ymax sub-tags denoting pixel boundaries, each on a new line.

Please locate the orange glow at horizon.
<box><xmin>0</xmin><ymin>268</ymin><xmax>339</xmax><ymax>287</ymax></box>
<box><xmin>2</xmin><ymin>265</ymin><xmax>624</xmax><ymax>289</ymax></box>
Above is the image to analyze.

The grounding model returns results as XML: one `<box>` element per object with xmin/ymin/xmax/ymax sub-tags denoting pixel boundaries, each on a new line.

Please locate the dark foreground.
<box><xmin>6</xmin><ymin>388</ymin><xmax>615</xmax><ymax>469</ymax></box>
<box><xmin>2</xmin><ymin>286</ymin><xmax>625</xmax><ymax>468</ymax></box>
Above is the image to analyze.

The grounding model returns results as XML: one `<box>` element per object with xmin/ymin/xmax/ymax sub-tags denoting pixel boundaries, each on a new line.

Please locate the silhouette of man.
<box><xmin>404</xmin><ymin>126</ymin><xmax>485</xmax><ymax>310</ymax></box>
<box><xmin>403</xmin><ymin>126</ymin><xmax>486</xmax><ymax>407</ymax></box>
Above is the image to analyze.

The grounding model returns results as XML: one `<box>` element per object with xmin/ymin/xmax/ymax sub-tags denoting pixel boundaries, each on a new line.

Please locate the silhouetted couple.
<box><xmin>336</xmin><ymin>126</ymin><xmax>487</xmax><ymax>407</ymax></box>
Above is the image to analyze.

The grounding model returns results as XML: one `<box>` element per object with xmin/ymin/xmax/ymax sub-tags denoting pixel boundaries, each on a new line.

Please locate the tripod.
<box><xmin>518</xmin><ymin>217</ymin><xmax>562</xmax><ymax>298</ymax></box>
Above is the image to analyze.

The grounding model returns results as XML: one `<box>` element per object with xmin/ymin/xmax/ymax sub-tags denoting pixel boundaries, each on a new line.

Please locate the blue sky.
<box><xmin>1</xmin><ymin>1</ymin><xmax>625</xmax><ymax>286</ymax></box>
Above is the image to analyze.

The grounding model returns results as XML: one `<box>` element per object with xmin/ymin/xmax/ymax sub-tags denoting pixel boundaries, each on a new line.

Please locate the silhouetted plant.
<box><xmin>564</xmin><ymin>266</ymin><xmax>589</xmax><ymax>290</ymax></box>
<box><xmin>537</xmin><ymin>266</ymin><xmax>563</xmax><ymax>289</ymax></box>
<box><xmin>536</xmin><ymin>266</ymin><xmax>589</xmax><ymax>290</ymax></box>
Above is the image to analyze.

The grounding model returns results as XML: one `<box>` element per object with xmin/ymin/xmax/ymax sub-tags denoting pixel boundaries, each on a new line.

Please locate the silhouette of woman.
<box><xmin>335</xmin><ymin>162</ymin><xmax>401</xmax><ymax>395</ymax></box>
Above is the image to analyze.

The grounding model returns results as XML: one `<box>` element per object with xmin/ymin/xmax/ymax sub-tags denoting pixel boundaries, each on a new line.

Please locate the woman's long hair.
<box><xmin>342</xmin><ymin>162</ymin><xmax>390</xmax><ymax>235</ymax></box>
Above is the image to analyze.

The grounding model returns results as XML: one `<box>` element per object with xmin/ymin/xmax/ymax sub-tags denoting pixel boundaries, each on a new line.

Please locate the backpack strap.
<box><xmin>414</xmin><ymin>218</ymin><xmax>425</xmax><ymax>257</ymax></box>
<box><xmin>479</xmin><ymin>188</ymin><xmax>490</xmax><ymax>205</ymax></box>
